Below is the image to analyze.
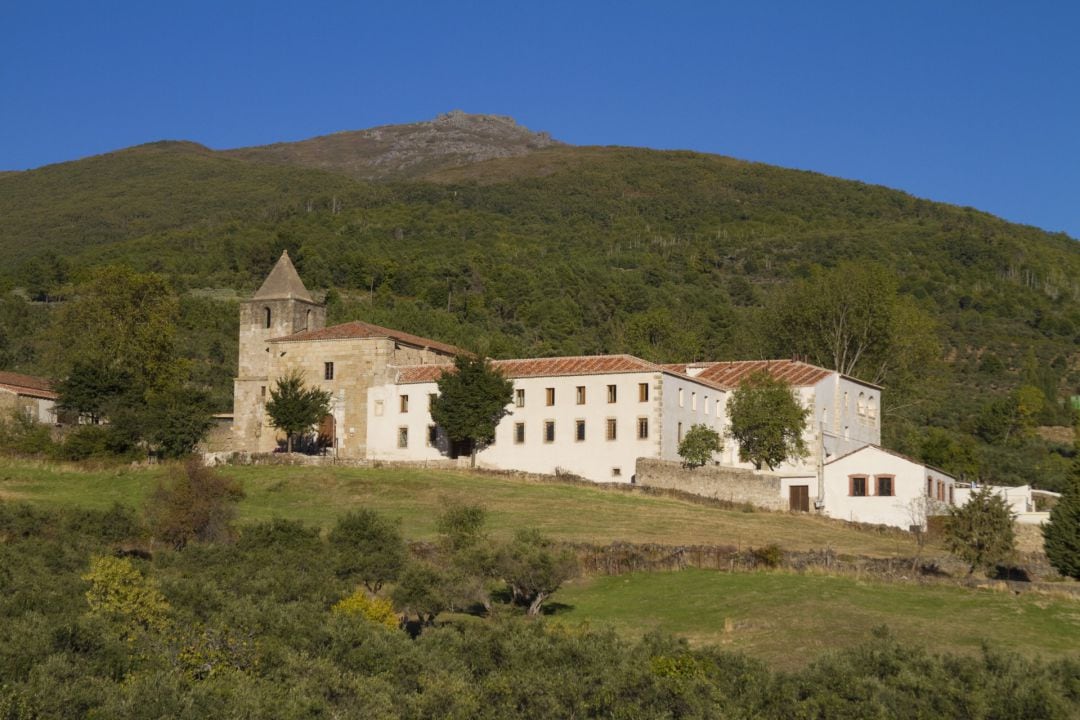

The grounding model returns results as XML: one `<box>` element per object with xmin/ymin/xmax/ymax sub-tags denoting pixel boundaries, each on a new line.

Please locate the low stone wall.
<box><xmin>635</xmin><ymin>458</ymin><xmax>785</xmax><ymax>511</ymax></box>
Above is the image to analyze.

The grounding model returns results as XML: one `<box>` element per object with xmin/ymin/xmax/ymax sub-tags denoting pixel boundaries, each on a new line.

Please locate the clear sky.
<box><xmin>2</xmin><ymin>1</ymin><xmax>1078</xmax><ymax>238</ymax></box>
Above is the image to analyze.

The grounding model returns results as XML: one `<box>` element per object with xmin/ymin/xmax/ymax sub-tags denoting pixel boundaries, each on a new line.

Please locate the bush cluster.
<box><xmin>2</xmin><ymin>500</ymin><xmax>1078</xmax><ymax>718</ymax></box>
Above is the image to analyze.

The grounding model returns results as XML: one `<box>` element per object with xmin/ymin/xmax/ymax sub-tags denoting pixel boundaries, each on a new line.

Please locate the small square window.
<box><xmin>639</xmin><ymin>383</ymin><xmax>649</xmax><ymax>402</ymax></box>
<box><xmin>515</xmin><ymin>388</ymin><xmax>525</xmax><ymax>407</ymax></box>
<box><xmin>637</xmin><ymin>417</ymin><xmax>649</xmax><ymax>439</ymax></box>
<box><xmin>876</xmin><ymin>476</ymin><xmax>894</xmax><ymax>497</ymax></box>
<box><xmin>324</xmin><ymin>362</ymin><xmax>334</xmax><ymax>380</ymax></box>
<box><xmin>514</xmin><ymin>422</ymin><xmax>525</xmax><ymax>444</ymax></box>
<box><xmin>612</xmin><ymin>467</ymin><xmax>622</xmax><ymax>478</ymax></box>
<box><xmin>607</xmin><ymin>385</ymin><xmax>617</xmax><ymax>403</ymax></box>
<box><xmin>400</xmin><ymin>395</ymin><xmax>409</xmax><ymax>413</ymax></box>
<box><xmin>544</xmin><ymin>420</ymin><xmax>555</xmax><ymax>443</ymax></box>
<box><xmin>576</xmin><ymin>419</ymin><xmax>586</xmax><ymax>442</ymax></box>
<box><xmin>850</xmin><ymin>476</ymin><xmax>867</xmax><ymax>497</ymax></box>
<box><xmin>397</xmin><ymin>426</ymin><xmax>408</xmax><ymax>448</ymax></box>
<box><xmin>606</xmin><ymin>418</ymin><xmax>617</xmax><ymax>441</ymax></box>
<box><xmin>576</xmin><ymin>386</ymin><xmax>586</xmax><ymax>404</ymax></box>
<box><xmin>546</xmin><ymin>388</ymin><xmax>555</xmax><ymax>406</ymax></box>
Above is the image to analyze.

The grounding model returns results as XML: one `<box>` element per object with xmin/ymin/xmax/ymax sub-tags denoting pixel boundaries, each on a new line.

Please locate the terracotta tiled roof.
<box><xmin>662</xmin><ymin>359</ymin><xmax>834</xmax><ymax>389</ymax></box>
<box><xmin>396</xmin><ymin>354</ymin><xmax>661</xmax><ymax>385</ymax></box>
<box><xmin>252</xmin><ymin>250</ymin><xmax>314</xmax><ymax>302</ymax></box>
<box><xmin>0</xmin><ymin>371</ymin><xmax>58</xmax><ymax>400</ymax></box>
<box><xmin>271</xmin><ymin>320</ymin><xmax>463</xmax><ymax>356</ymax></box>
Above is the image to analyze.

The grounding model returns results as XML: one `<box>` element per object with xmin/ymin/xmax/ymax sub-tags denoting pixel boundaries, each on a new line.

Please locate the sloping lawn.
<box><xmin>552</xmin><ymin>569</ymin><xmax>1080</xmax><ymax>669</ymax></box>
<box><xmin>0</xmin><ymin>459</ymin><xmax>929</xmax><ymax>556</ymax></box>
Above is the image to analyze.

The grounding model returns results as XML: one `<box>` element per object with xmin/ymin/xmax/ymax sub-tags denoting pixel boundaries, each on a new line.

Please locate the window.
<box><xmin>850</xmin><ymin>475</ymin><xmax>868</xmax><ymax>497</ymax></box>
<box><xmin>607</xmin><ymin>384</ymin><xmax>617</xmax><ymax>403</ymax></box>
<box><xmin>260</xmin><ymin>385</ymin><xmax>266</xmax><ymax>398</ymax></box>
<box><xmin>637</xmin><ymin>417</ymin><xmax>649</xmax><ymax>439</ymax></box>
<box><xmin>639</xmin><ymin>383</ymin><xmax>649</xmax><ymax>402</ymax></box>
<box><xmin>704</xmin><ymin>395</ymin><xmax>709</xmax><ymax>415</ymax></box>
<box><xmin>678</xmin><ymin>388</ymin><xmax>684</xmax><ymax>407</ymax></box>
<box><xmin>428</xmin><ymin>393</ymin><xmax>437</xmax><ymax>411</ymax></box>
<box><xmin>949</xmin><ymin>485</ymin><xmax>954</xmax><ymax>505</ymax></box>
<box><xmin>576</xmin><ymin>386</ymin><xmax>586</xmax><ymax>405</ymax></box>
<box><xmin>927</xmin><ymin>477</ymin><xmax>933</xmax><ymax>497</ymax></box>
<box><xmin>868</xmin><ymin>396</ymin><xmax>877</xmax><ymax>421</ymax></box>
<box><xmin>545</xmin><ymin>388</ymin><xmax>555</xmax><ymax>406</ymax></box>
<box><xmin>400</xmin><ymin>395</ymin><xmax>409</xmax><ymax>413</ymax></box>
<box><xmin>575</xmin><ymin>420</ymin><xmax>586</xmax><ymax>442</ymax></box>
<box><xmin>427</xmin><ymin>425</ymin><xmax>438</xmax><ymax>447</ymax></box>
<box><xmin>606</xmin><ymin>418</ymin><xmax>617</xmax><ymax>441</ymax></box>
<box><xmin>544</xmin><ymin>421</ymin><xmax>555</xmax><ymax>443</ymax></box>
<box><xmin>514</xmin><ymin>422</ymin><xmax>525</xmax><ymax>444</ymax></box>
<box><xmin>374</xmin><ymin>400</ymin><xmax>384</xmax><ymax>416</ymax></box>
<box><xmin>324</xmin><ymin>362</ymin><xmax>334</xmax><ymax>380</ymax></box>
<box><xmin>612</xmin><ymin>467</ymin><xmax>622</xmax><ymax>478</ymax></box>
<box><xmin>515</xmin><ymin>388</ymin><xmax>525</xmax><ymax>407</ymax></box>
<box><xmin>858</xmin><ymin>392</ymin><xmax>866</xmax><ymax>416</ymax></box>
<box><xmin>875</xmin><ymin>475</ymin><xmax>894</xmax><ymax>497</ymax></box>
<box><xmin>397</xmin><ymin>427</ymin><xmax>408</xmax><ymax>448</ymax></box>
<box><xmin>263</xmin><ymin>307</ymin><xmax>271</xmax><ymax>328</ymax></box>
<box><xmin>677</xmin><ymin>422</ymin><xmax>683</xmax><ymax>442</ymax></box>
<box><xmin>691</xmin><ymin>392</ymin><xmax>697</xmax><ymax>411</ymax></box>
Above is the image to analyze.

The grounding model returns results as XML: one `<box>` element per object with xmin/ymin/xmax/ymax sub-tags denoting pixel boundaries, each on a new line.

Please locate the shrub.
<box><xmin>329</xmin><ymin>509</ymin><xmax>406</xmax><ymax>593</ymax></box>
<box><xmin>751</xmin><ymin>544</ymin><xmax>783</xmax><ymax>568</ymax></box>
<box><xmin>144</xmin><ymin>458</ymin><xmax>244</xmax><ymax>549</ymax></box>
<box><xmin>82</xmin><ymin>555</ymin><xmax>170</xmax><ymax>633</ymax></box>
<box><xmin>944</xmin><ymin>487</ymin><xmax>1016</xmax><ymax>574</ymax></box>
<box><xmin>332</xmin><ymin>588</ymin><xmax>399</xmax><ymax>629</ymax></box>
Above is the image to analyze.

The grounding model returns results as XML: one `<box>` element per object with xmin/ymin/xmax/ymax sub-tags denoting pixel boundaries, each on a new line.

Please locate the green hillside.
<box><xmin>0</xmin><ymin>134</ymin><xmax>1077</xmax><ymax>487</ymax></box>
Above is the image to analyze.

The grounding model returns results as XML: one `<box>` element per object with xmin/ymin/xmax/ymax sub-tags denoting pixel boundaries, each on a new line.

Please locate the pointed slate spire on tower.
<box><xmin>252</xmin><ymin>250</ymin><xmax>313</xmax><ymax>302</ymax></box>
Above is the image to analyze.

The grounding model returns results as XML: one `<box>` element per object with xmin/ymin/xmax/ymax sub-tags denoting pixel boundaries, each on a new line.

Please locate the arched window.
<box><xmin>305</xmin><ymin>309</ymin><xmax>312</xmax><ymax>330</ymax></box>
<box><xmin>857</xmin><ymin>392</ymin><xmax>866</xmax><ymax>416</ymax></box>
<box><xmin>868</xmin><ymin>396</ymin><xmax>877</xmax><ymax>421</ymax></box>
<box><xmin>821</xmin><ymin>407</ymin><xmax>829</xmax><ymax>427</ymax></box>
<box><xmin>264</xmin><ymin>307</ymin><xmax>272</xmax><ymax>328</ymax></box>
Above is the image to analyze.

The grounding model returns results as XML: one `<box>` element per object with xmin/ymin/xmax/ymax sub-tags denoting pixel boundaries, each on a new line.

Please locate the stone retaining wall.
<box><xmin>635</xmin><ymin>458</ymin><xmax>785</xmax><ymax>511</ymax></box>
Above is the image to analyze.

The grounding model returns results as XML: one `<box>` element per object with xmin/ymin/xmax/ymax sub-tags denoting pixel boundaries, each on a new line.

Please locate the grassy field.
<box><xmin>0</xmin><ymin>459</ymin><xmax>931</xmax><ymax>556</ymax></box>
<box><xmin>552</xmin><ymin>569</ymin><xmax>1080</xmax><ymax>669</ymax></box>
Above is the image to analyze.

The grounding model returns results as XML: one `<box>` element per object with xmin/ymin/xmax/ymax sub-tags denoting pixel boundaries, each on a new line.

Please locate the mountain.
<box><xmin>224</xmin><ymin>110</ymin><xmax>563</xmax><ymax>181</ymax></box>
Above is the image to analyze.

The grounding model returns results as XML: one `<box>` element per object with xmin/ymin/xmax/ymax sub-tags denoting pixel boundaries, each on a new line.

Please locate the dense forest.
<box><xmin>0</xmin><ymin>137</ymin><xmax>1077</xmax><ymax>488</ymax></box>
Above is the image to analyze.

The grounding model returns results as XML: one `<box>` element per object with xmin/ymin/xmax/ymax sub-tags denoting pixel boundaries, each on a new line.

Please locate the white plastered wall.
<box><xmin>823</xmin><ymin>446</ymin><xmax>954</xmax><ymax>529</ymax></box>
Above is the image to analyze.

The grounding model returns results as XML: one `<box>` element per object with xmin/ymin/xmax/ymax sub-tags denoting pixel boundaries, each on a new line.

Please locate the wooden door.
<box><xmin>789</xmin><ymin>485</ymin><xmax>810</xmax><ymax>512</ymax></box>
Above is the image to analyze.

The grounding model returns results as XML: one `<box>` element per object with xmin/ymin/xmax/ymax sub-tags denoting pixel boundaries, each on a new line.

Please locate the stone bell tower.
<box><xmin>232</xmin><ymin>250</ymin><xmax>326</xmax><ymax>452</ymax></box>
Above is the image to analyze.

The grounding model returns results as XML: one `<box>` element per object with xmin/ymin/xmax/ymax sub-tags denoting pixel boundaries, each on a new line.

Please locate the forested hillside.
<box><xmin>0</xmin><ymin>122</ymin><xmax>1077</xmax><ymax>488</ymax></box>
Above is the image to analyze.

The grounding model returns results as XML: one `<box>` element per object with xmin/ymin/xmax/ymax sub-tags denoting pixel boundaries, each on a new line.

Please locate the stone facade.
<box><xmin>635</xmin><ymin>458</ymin><xmax>786</xmax><ymax>511</ymax></box>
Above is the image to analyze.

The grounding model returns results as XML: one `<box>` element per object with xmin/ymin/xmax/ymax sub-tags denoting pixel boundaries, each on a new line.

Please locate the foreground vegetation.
<box><xmin>3</xmin><ymin>497</ymin><xmax>1079</xmax><ymax>719</ymax></box>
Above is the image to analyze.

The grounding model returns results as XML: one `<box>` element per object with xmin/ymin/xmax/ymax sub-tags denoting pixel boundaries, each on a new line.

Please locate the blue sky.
<box><xmin>2</xmin><ymin>1</ymin><xmax>1078</xmax><ymax>238</ymax></box>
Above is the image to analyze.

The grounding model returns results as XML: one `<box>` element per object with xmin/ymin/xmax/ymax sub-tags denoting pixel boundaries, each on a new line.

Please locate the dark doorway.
<box><xmin>318</xmin><ymin>414</ymin><xmax>336</xmax><ymax>452</ymax></box>
<box><xmin>789</xmin><ymin>485</ymin><xmax>810</xmax><ymax>512</ymax></box>
<box><xmin>448</xmin><ymin>438</ymin><xmax>473</xmax><ymax>459</ymax></box>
